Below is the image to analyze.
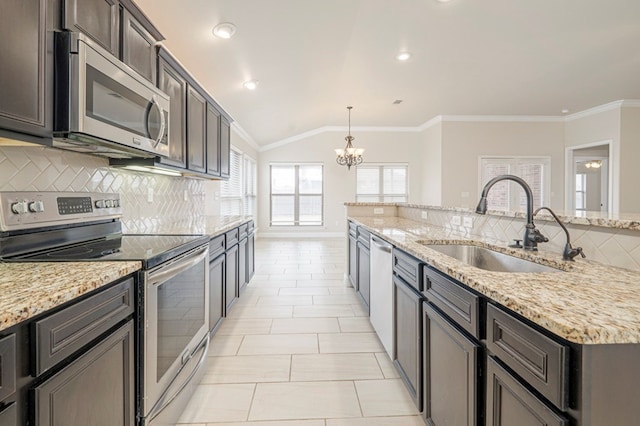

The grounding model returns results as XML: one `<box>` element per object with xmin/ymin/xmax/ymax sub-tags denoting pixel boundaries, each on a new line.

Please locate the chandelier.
<box><xmin>584</xmin><ymin>160</ymin><xmax>602</xmax><ymax>169</ymax></box>
<box><xmin>335</xmin><ymin>106</ymin><xmax>364</xmax><ymax>170</ymax></box>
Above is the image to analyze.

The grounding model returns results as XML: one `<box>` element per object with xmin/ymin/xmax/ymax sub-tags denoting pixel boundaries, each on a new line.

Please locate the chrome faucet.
<box><xmin>534</xmin><ymin>207</ymin><xmax>586</xmax><ymax>261</ymax></box>
<box><xmin>475</xmin><ymin>174</ymin><xmax>548</xmax><ymax>251</ymax></box>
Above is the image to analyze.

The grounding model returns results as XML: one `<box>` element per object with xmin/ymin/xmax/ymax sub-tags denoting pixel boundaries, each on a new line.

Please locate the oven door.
<box><xmin>54</xmin><ymin>32</ymin><xmax>170</xmax><ymax>158</ymax></box>
<box><xmin>143</xmin><ymin>244</ymin><xmax>209</xmax><ymax>419</ymax></box>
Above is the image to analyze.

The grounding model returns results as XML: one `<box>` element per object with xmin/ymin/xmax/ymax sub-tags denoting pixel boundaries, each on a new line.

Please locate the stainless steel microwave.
<box><xmin>53</xmin><ymin>32</ymin><xmax>170</xmax><ymax>158</ymax></box>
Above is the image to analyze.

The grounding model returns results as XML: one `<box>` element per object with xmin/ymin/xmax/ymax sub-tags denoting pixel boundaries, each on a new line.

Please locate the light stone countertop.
<box><xmin>125</xmin><ymin>215</ymin><xmax>253</xmax><ymax>237</ymax></box>
<box><xmin>0</xmin><ymin>261</ymin><xmax>141</xmax><ymax>332</ymax></box>
<box><xmin>350</xmin><ymin>215</ymin><xmax>640</xmax><ymax>345</ymax></box>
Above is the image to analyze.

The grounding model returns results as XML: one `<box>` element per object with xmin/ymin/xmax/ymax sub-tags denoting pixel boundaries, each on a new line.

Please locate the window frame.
<box><xmin>220</xmin><ymin>147</ymin><xmax>257</xmax><ymax>217</ymax></box>
<box><xmin>478</xmin><ymin>156</ymin><xmax>551</xmax><ymax>212</ymax></box>
<box><xmin>355</xmin><ymin>163</ymin><xmax>409</xmax><ymax>203</ymax></box>
<box><xmin>270</xmin><ymin>163</ymin><xmax>324</xmax><ymax>227</ymax></box>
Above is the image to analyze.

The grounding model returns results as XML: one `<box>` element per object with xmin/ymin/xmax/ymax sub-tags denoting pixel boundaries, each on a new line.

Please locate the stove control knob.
<box><xmin>11</xmin><ymin>201</ymin><xmax>29</xmax><ymax>214</ymax></box>
<box><xmin>105</xmin><ymin>199</ymin><xmax>114</xmax><ymax>208</ymax></box>
<box><xmin>95</xmin><ymin>199</ymin><xmax>105</xmax><ymax>209</ymax></box>
<box><xmin>28</xmin><ymin>201</ymin><xmax>45</xmax><ymax>213</ymax></box>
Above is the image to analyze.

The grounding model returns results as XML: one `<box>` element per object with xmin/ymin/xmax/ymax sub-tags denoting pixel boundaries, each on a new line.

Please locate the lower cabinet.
<box><xmin>348</xmin><ymin>233</ymin><xmax>357</xmax><ymax>289</ymax></box>
<box><xmin>209</xmin><ymin>253</ymin><xmax>225</xmax><ymax>332</ymax></box>
<box><xmin>486</xmin><ymin>356</ymin><xmax>568</xmax><ymax>426</ymax></box>
<box><xmin>393</xmin><ymin>275</ymin><xmax>423</xmax><ymax>410</ymax></box>
<box><xmin>0</xmin><ymin>403</ymin><xmax>17</xmax><ymax>424</ymax></box>
<box><xmin>225</xmin><ymin>243</ymin><xmax>239</xmax><ymax>314</ymax></box>
<box><xmin>239</xmin><ymin>237</ymin><xmax>248</xmax><ymax>295</ymax></box>
<box><xmin>356</xmin><ymin>240</ymin><xmax>370</xmax><ymax>309</ymax></box>
<box><xmin>423</xmin><ymin>301</ymin><xmax>479</xmax><ymax>426</ymax></box>
<box><xmin>247</xmin><ymin>230</ymin><xmax>255</xmax><ymax>281</ymax></box>
<box><xmin>33</xmin><ymin>320</ymin><xmax>135</xmax><ymax>425</ymax></box>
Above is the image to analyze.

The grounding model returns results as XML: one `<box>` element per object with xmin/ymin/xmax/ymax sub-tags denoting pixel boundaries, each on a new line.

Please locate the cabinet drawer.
<box><xmin>226</xmin><ymin>228</ymin><xmax>239</xmax><ymax>247</ymax></box>
<box><xmin>239</xmin><ymin>224</ymin><xmax>248</xmax><ymax>240</ymax></box>
<box><xmin>0</xmin><ymin>334</ymin><xmax>16</xmax><ymax>401</ymax></box>
<box><xmin>248</xmin><ymin>220</ymin><xmax>255</xmax><ymax>233</ymax></box>
<box><xmin>357</xmin><ymin>227</ymin><xmax>370</xmax><ymax>247</ymax></box>
<box><xmin>348</xmin><ymin>221</ymin><xmax>357</xmax><ymax>237</ymax></box>
<box><xmin>209</xmin><ymin>234</ymin><xmax>225</xmax><ymax>260</ymax></box>
<box><xmin>487</xmin><ymin>303</ymin><xmax>569</xmax><ymax>411</ymax></box>
<box><xmin>424</xmin><ymin>267</ymin><xmax>479</xmax><ymax>339</ymax></box>
<box><xmin>34</xmin><ymin>278</ymin><xmax>135</xmax><ymax>376</ymax></box>
<box><xmin>487</xmin><ymin>356</ymin><xmax>568</xmax><ymax>426</ymax></box>
<box><xmin>393</xmin><ymin>249</ymin><xmax>423</xmax><ymax>291</ymax></box>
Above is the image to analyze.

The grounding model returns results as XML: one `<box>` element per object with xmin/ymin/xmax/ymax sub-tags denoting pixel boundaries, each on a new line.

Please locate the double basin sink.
<box><xmin>420</xmin><ymin>242</ymin><xmax>563</xmax><ymax>274</ymax></box>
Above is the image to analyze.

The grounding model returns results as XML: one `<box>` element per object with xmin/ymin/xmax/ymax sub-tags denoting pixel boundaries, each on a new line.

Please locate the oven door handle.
<box><xmin>147</xmin><ymin>333</ymin><xmax>210</xmax><ymax>421</ymax></box>
<box><xmin>147</xmin><ymin>245</ymin><xmax>208</xmax><ymax>286</ymax></box>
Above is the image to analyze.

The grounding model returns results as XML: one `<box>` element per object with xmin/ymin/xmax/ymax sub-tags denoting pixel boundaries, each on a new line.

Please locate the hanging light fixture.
<box><xmin>335</xmin><ymin>106</ymin><xmax>364</xmax><ymax>170</ymax></box>
<box><xmin>584</xmin><ymin>160</ymin><xmax>602</xmax><ymax>169</ymax></box>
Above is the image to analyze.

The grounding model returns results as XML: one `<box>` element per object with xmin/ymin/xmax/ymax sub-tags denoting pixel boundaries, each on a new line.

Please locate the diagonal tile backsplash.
<box><xmin>0</xmin><ymin>146</ymin><xmax>205</xmax><ymax>233</ymax></box>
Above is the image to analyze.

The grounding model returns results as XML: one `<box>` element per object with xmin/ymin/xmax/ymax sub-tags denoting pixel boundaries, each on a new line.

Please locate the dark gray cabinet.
<box><xmin>120</xmin><ymin>0</ymin><xmax>163</xmax><ymax>83</ymax></box>
<box><xmin>187</xmin><ymin>86</ymin><xmax>207</xmax><ymax>173</ymax></box>
<box><xmin>247</xmin><ymin>222</ymin><xmax>256</xmax><ymax>282</ymax></box>
<box><xmin>0</xmin><ymin>403</ymin><xmax>17</xmax><ymax>425</ymax></box>
<box><xmin>220</xmin><ymin>117</ymin><xmax>231</xmax><ymax>179</ymax></box>
<box><xmin>393</xmin><ymin>275</ymin><xmax>423</xmax><ymax>410</ymax></box>
<box><xmin>157</xmin><ymin>51</ymin><xmax>187</xmax><ymax>168</ymax></box>
<box><xmin>63</xmin><ymin>0</ymin><xmax>119</xmax><ymax>55</ymax></box>
<box><xmin>209</xmin><ymin>253</ymin><xmax>225</xmax><ymax>333</ymax></box>
<box><xmin>0</xmin><ymin>0</ymin><xmax>53</xmax><ymax>141</ymax></box>
<box><xmin>357</xmin><ymin>241</ymin><xmax>370</xmax><ymax>309</ymax></box>
<box><xmin>239</xmin><ymin>234</ymin><xmax>248</xmax><ymax>295</ymax></box>
<box><xmin>0</xmin><ymin>335</ymin><xmax>16</xmax><ymax>403</ymax></box>
<box><xmin>348</xmin><ymin>223</ymin><xmax>357</xmax><ymax>289</ymax></box>
<box><xmin>423</xmin><ymin>301</ymin><xmax>479</xmax><ymax>426</ymax></box>
<box><xmin>206</xmin><ymin>104</ymin><xmax>221</xmax><ymax>176</ymax></box>
<box><xmin>33</xmin><ymin>321</ymin><xmax>135</xmax><ymax>426</ymax></box>
<box><xmin>486</xmin><ymin>356</ymin><xmax>568</xmax><ymax>426</ymax></box>
<box><xmin>225</xmin><ymin>243</ymin><xmax>239</xmax><ymax>314</ymax></box>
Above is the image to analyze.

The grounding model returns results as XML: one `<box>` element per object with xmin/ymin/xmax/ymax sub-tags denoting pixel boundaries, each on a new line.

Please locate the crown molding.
<box><xmin>564</xmin><ymin>99</ymin><xmax>640</xmax><ymax>121</ymax></box>
<box><xmin>230</xmin><ymin>122</ymin><xmax>260</xmax><ymax>151</ymax></box>
<box><xmin>440</xmin><ymin>114</ymin><xmax>565</xmax><ymax>123</ymax></box>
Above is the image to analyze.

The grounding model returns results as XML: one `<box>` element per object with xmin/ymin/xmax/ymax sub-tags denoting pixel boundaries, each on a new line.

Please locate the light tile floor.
<box><xmin>178</xmin><ymin>238</ymin><xmax>423</xmax><ymax>426</ymax></box>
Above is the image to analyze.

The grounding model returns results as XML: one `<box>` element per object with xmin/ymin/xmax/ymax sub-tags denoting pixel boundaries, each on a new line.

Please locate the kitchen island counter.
<box><xmin>350</xmin><ymin>215</ymin><xmax>640</xmax><ymax>345</ymax></box>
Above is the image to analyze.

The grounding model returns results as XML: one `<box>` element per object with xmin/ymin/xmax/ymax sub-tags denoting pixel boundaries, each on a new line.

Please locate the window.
<box><xmin>270</xmin><ymin>164</ymin><xmax>323</xmax><ymax>226</ymax></box>
<box><xmin>356</xmin><ymin>164</ymin><xmax>409</xmax><ymax>202</ymax></box>
<box><xmin>220</xmin><ymin>148</ymin><xmax>256</xmax><ymax>216</ymax></box>
<box><xmin>479</xmin><ymin>157</ymin><xmax>550</xmax><ymax>212</ymax></box>
<box><xmin>575</xmin><ymin>173</ymin><xmax>587</xmax><ymax>211</ymax></box>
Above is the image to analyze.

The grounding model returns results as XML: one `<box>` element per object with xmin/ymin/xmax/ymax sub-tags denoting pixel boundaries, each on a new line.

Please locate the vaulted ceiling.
<box><xmin>135</xmin><ymin>0</ymin><xmax>640</xmax><ymax>146</ymax></box>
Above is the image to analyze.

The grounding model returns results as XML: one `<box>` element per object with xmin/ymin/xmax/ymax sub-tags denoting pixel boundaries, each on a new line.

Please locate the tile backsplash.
<box><xmin>0</xmin><ymin>146</ymin><xmax>206</xmax><ymax>233</ymax></box>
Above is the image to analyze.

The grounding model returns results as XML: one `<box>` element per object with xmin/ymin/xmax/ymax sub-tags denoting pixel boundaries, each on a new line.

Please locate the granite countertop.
<box><xmin>350</xmin><ymin>215</ymin><xmax>640</xmax><ymax>345</ymax></box>
<box><xmin>345</xmin><ymin>202</ymin><xmax>640</xmax><ymax>231</ymax></box>
<box><xmin>125</xmin><ymin>215</ymin><xmax>253</xmax><ymax>237</ymax></box>
<box><xmin>0</xmin><ymin>261</ymin><xmax>141</xmax><ymax>332</ymax></box>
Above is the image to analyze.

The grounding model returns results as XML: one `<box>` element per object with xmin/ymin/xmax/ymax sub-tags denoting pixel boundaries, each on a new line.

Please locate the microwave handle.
<box><xmin>150</xmin><ymin>95</ymin><xmax>166</xmax><ymax>148</ymax></box>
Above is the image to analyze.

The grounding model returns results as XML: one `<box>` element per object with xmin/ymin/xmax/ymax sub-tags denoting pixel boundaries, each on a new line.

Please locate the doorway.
<box><xmin>565</xmin><ymin>141</ymin><xmax>613</xmax><ymax>213</ymax></box>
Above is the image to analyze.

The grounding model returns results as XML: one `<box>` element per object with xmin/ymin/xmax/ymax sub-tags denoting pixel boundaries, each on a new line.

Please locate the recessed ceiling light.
<box><xmin>243</xmin><ymin>80</ymin><xmax>259</xmax><ymax>90</ymax></box>
<box><xmin>212</xmin><ymin>22</ymin><xmax>237</xmax><ymax>39</ymax></box>
<box><xmin>396</xmin><ymin>52</ymin><xmax>411</xmax><ymax>61</ymax></box>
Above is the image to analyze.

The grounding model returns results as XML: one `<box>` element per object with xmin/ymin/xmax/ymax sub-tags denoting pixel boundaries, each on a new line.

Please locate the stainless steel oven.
<box><xmin>0</xmin><ymin>191</ymin><xmax>211</xmax><ymax>426</ymax></box>
<box><xmin>143</xmin><ymin>244</ymin><xmax>210</xmax><ymax>425</ymax></box>
<box><xmin>53</xmin><ymin>32</ymin><xmax>170</xmax><ymax>158</ymax></box>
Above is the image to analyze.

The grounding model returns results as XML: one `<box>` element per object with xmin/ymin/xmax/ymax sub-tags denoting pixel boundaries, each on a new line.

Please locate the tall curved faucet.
<box><xmin>475</xmin><ymin>175</ymin><xmax>548</xmax><ymax>251</ymax></box>
<box><xmin>534</xmin><ymin>207</ymin><xmax>586</xmax><ymax>261</ymax></box>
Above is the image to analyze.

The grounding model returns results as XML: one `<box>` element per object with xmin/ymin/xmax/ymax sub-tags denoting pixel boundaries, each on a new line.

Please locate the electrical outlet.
<box><xmin>374</xmin><ymin>207</ymin><xmax>384</xmax><ymax>215</ymax></box>
<box><xmin>421</xmin><ymin>211</ymin><xmax>428</xmax><ymax>219</ymax></box>
<box><xmin>463</xmin><ymin>216</ymin><xmax>474</xmax><ymax>228</ymax></box>
<box><xmin>451</xmin><ymin>215</ymin><xmax>461</xmax><ymax>226</ymax></box>
<box><xmin>147</xmin><ymin>187</ymin><xmax>154</xmax><ymax>203</ymax></box>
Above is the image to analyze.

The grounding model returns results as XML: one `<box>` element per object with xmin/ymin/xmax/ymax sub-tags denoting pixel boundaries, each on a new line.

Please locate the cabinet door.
<box><xmin>219</xmin><ymin>117</ymin><xmax>231</xmax><ymax>179</ymax></box>
<box><xmin>0</xmin><ymin>0</ymin><xmax>52</xmax><ymax>138</ymax></box>
<box><xmin>247</xmin><ymin>233</ymin><xmax>255</xmax><ymax>281</ymax></box>
<box><xmin>238</xmin><ymin>238</ymin><xmax>248</xmax><ymax>295</ymax></box>
<box><xmin>0</xmin><ymin>402</ymin><xmax>17</xmax><ymax>425</ymax></box>
<box><xmin>393</xmin><ymin>276</ymin><xmax>422</xmax><ymax>410</ymax></box>
<box><xmin>187</xmin><ymin>86</ymin><xmax>207</xmax><ymax>173</ymax></box>
<box><xmin>33</xmin><ymin>320</ymin><xmax>135</xmax><ymax>426</ymax></box>
<box><xmin>486</xmin><ymin>356</ymin><xmax>568</xmax><ymax>426</ymax></box>
<box><xmin>121</xmin><ymin>8</ymin><xmax>157</xmax><ymax>83</ymax></box>
<box><xmin>157</xmin><ymin>56</ymin><xmax>187</xmax><ymax>168</ymax></box>
<box><xmin>348</xmin><ymin>235</ymin><xmax>357</xmax><ymax>289</ymax></box>
<box><xmin>0</xmin><ymin>334</ymin><xmax>16</xmax><ymax>401</ymax></box>
<box><xmin>423</xmin><ymin>302</ymin><xmax>479</xmax><ymax>426</ymax></box>
<box><xmin>225</xmin><ymin>244</ymin><xmax>239</xmax><ymax>315</ymax></box>
<box><xmin>63</xmin><ymin>0</ymin><xmax>119</xmax><ymax>55</ymax></box>
<box><xmin>206</xmin><ymin>104</ymin><xmax>221</xmax><ymax>176</ymax></box>
<box><xmin>209</xmin><ymin>254</ymin><xmax>225</xmax><ymax>333</ymax></box>
<box><xmin>357</xmin><ymin>242</ymin><xmax>370</xmax><ymax>309</ymax></box>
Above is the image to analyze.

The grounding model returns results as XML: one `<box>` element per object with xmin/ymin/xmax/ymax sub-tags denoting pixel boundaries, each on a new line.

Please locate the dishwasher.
<box><xmin>369</xmin><ymin>235</ymin><xmax>394</xmax><ymax>358</ymax></box>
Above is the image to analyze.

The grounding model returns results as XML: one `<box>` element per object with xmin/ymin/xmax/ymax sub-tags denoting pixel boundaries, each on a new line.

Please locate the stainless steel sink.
<box><xmin>422</xmin><ymin>243</ymin><xmax>563</xmax><ymax>273</ymax></box>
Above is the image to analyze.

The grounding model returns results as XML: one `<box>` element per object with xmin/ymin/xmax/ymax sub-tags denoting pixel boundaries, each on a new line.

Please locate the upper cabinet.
<box><xmin>120</xmin><ymin>0</ymin><xmax>164</xmax><ymax>83</ymax></box>
<box><xmin>157</xmin><ymin>51</ymin><xmax>187</xmax><ymax>168</ymax></box>
<box><xmin>187</xmin><ymin>86</ymin><xmax>207</xmax><ymax>173</ymax></box>
<box><xmin>207</xmin><ymin>105</ymin><xmax>221</xmax><ymax>176</ymax></box>
<box><xmin>0</xmin><ymin>0</ymin><xmax>53</xmax><ymax>141</ymax></box>
<box><xmin>63</xmin><ymin>0</ymin><xmax>119</xmax><ymax>55</ymax></box>
<box><xmin>220</xmin><ymin>117</ymin><xmax>231</xmax><ymax>179</ymax></box>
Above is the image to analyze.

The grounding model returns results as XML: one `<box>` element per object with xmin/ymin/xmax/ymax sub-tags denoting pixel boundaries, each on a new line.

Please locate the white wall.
<box><xmin>419</xmin><ymin>122</ymin><xmax>443</xmax><ymax>205</ymax></box>
<box><xmin>439</xmin><ymin>121</ymin><xmax>566</xmax><ymax>209</ymax></box>
<box><xmin>620</xmin><ymin>107</ymin><xmax>640</xmax><ymax>212</ymax></box>
<box><xmin>257</xmin><ymin>130</ymin><xmax>423</xmax><ymax>236</ymax></box>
